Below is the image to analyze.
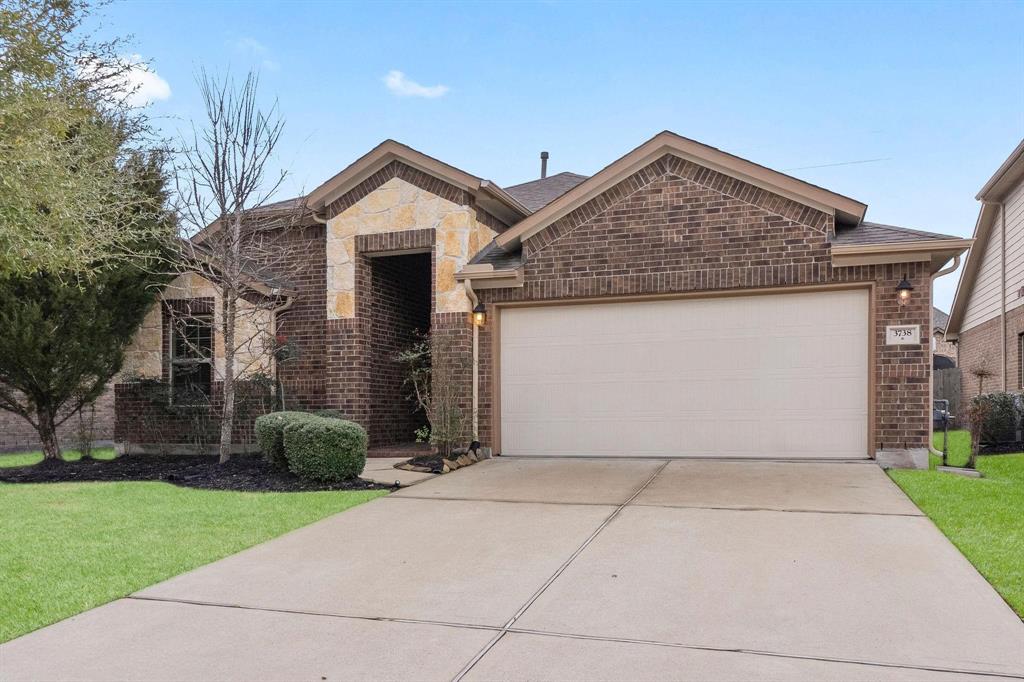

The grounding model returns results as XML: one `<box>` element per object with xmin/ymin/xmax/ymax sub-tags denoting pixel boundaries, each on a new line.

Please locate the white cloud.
<box><xmin>383</xmin><ymin>70</ymin><xmax>449</xmax><ymax>98</ymax></box>
<box><xmin>122</xmin><ymin>55</ymin><xmax>171</xmax><ymax>106</ymax></box>
<box><xmin>231</xmin><ymin>37</ymin><xmax>280</xmax><ymax>72</ymax></box>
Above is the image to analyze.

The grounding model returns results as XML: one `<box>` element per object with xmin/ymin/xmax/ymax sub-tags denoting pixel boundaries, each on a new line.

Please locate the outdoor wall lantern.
<box><xmin>472</xmin><ymin>303</ymin><xmax>487</xmax><ymax>327</ymax></box>
<box><xmin>896</xmin><ymin>276</ymin><xmax>914</xmax><ymax>306</ymax></box>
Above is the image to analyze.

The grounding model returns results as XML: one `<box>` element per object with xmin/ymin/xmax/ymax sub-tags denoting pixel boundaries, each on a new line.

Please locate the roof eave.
<box><xmin>305</xmin><ymin>140</ymin><xmax>528</xmax><ymax>223</ymax></box>
<box><xmin>831</xmin><ymin>238</ymin><xmax>972</xmax><ymax>276</ymax></box>
<box><xmin>976</xmin><ymin>138</ymin><xmax>1024</xmax><ymax>201</ymax></box>
<box><xmin>455</xmin><ymin>263</ymin><xmax>524</xmax><ymax>289</ymax></box>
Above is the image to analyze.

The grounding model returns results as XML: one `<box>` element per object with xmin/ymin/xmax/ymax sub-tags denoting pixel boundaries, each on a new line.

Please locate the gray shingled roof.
<box><xmin>933</xmin><ymin>307</ymin><xmax>949</xmax><ymax>331</ymax></box>
<box><xmin>468</xmin><ymin>240</ymin><xmax>523</xmax><ymax>270</ymax></box>
<box><xmin>504</xmin><ymin>172</ymin><xmax>589</xmax><ymax>212</ymax></box>
<box><xmin>831</xmin><ymin>221</ymin><xmax>955</xmax><ymax>246</ymax></box>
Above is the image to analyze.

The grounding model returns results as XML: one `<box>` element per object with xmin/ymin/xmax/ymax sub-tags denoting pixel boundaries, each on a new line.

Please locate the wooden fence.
<box><xmin>934</xmin><ymin>367</ymin><xmax>961</xmax><ymax>419</ymax></box>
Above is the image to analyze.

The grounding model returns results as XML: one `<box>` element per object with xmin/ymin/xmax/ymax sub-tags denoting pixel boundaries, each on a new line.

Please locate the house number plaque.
<box><xmin>885</xmin><ymin>325</ymin><xmax>920</xmax><ymax>345</ymax></box>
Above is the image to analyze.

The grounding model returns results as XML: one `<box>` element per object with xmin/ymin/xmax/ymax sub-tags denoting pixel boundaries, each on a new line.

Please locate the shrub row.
<box><xmin>254</xmin><ymin>411</ymin><xmax>367</xmax><ymax>482</ymax></box>
<box><xmin>969</xmin><ymin>392</ymin><xmax>1023</xmax><ymax>446</ymax></box>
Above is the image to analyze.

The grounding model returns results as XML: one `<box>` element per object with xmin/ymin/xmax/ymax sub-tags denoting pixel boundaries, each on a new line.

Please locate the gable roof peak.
<box><xmin>495</xmin><ymin>130</ymin><xmax>869</xmax><ymax>251</ymax></box>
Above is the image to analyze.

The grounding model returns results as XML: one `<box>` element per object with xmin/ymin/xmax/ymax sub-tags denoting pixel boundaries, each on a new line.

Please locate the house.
<box><xmin>115</xmin><ymin>131</ymin><xmax>971</xmax><ymax>468</ymax></box>
<box><xmin>944</xmin><ymin>138</ymin><xmax>1024</xmax><ymax>397</ymax></box>
<box><xmin>932</xmin><ymin>307</ymin><xmax>956</xmax><ymax>368</ymax></box>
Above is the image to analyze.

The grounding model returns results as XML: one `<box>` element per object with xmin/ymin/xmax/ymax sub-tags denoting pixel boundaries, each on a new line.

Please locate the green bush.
<box><xmin>313</xmin><ymin>409</ymin><xmax>346</xmax><ymax>420</ymax></box>
<box><xmin>283</xmin><ymin>417</ymin><xmax>367</xmax><ymax>482</ymax></box>
<box><xmin>254</xmin><ymin>411</ymin><xmax>318</xmax><ymax>468</ymax></box>
<box><xmin>971</xmin><ymin>392</ymin><xmax>1020</xmax><ymax>445</ymax></box>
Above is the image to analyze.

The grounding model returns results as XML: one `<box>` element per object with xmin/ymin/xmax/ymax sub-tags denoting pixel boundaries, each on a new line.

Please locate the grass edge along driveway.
<box><xmin>0</xmin><ymin>449</ymin><xmax>386</xmax><ymax>643</ymax></box>
<box><xmin>889</xmin><ymin>431</ymin><xmax>1024</xmax><ymax>619</ymax></box>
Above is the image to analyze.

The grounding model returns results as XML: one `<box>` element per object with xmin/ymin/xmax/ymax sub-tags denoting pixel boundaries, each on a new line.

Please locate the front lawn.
<box><xmin>889</xmin><ymin>430</ymin><xmax>1024</xmax><ymax>618</ymax></box>
<box><xmin>0</xmin><ymin>451</ymin><xmax>386</xmax><ymax>643</ymax></box>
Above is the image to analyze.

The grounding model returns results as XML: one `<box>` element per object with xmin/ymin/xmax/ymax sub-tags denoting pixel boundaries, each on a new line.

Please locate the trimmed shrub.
<box><xmin>313</xmin><ymin>409</ymin><xmax>346</xmax><ymax>420</ymax></box>
<box><xmin>971</xmin><ymin>392</ymin><xmax>1020</xmax><ymax>445</ymax></box>
<box><xmin>283</xmin><ymin>417</ymin><xmax>368</xmax><ymax>482</ymax></box>
<box><xmin>254</xmin><ymin>411</ymin><xmax>318</xmax><ymax>468</ymax></box>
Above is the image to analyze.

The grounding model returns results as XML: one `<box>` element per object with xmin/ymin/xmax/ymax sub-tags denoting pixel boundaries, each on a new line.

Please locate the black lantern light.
<box><xmin>896</xmin><ymin>275</ymin><xmax>914</xmax><ymax>306</ymax></box>
<box><xmin>472</xmin><ymin>303</ymin><xmax>486</xmax><ymax>327</ymax></box>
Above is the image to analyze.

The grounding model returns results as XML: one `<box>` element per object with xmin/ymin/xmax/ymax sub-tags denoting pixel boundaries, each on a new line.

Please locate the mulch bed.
<box><xmin>0</xmin><ymin>454</ymin><xmax>390</xmax><ymax>493</ymax></box>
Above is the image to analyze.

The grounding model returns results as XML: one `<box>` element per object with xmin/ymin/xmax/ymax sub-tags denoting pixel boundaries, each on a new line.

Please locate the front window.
<box><xmin>170</xmin><ymin>314</ymin><xmax>213</xmax><ymax>403</ymax></box>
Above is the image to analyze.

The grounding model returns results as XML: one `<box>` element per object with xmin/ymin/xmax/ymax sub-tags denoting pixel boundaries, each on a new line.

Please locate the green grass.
<box><xmin>0</xmin><ymin>451</ymin><xmax>387</xmax><ymax>643</ymax></box>
<box><xmin>0</xmin><ymin>447</ymin><xmax>118</xmax><ymax>468</ymax></box>
<box><xmin>889</xmin><ymin>430</ymin><xmax>1024</xmax><ymax>618</ymax></box>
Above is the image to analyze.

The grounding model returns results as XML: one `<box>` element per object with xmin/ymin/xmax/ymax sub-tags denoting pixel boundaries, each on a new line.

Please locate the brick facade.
<box><xmin>113</xmin><ymin>148</ymin><xmax>938</xmax><ymax>467</ymax></box>
<box><xmin>0</xmin><ymin>388</ymin><xmax>114</xmax><ymax>453</ymax></box>
<box><xmin>476</xmin><ymin>155</ymin><xmax>932</xmax><ymax>462</ymax></box>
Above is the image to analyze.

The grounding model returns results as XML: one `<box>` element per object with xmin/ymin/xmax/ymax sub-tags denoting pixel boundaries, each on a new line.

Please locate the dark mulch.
<box><xmin>981</xmin><ymin>442</ymin><xmax>1024</xmax><ymax>455</ymax></box>
<box><xmin>0</xmin><ymin>454</ymin><xmax>390</xmax><ymax>493</ymax></box>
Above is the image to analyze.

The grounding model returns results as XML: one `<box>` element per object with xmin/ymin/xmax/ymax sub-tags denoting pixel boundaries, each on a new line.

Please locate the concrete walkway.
<box><xmin>3</xmin><ymin>459</ymin><xmax>1023</xmax><ymax>681</ymax></box>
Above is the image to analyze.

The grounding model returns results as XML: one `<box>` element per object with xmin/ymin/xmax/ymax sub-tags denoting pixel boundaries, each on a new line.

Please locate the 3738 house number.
<box><xmin>885</xmin><ymin>325</ymin><xmax>920</xmax><ymax>345</ymax></box>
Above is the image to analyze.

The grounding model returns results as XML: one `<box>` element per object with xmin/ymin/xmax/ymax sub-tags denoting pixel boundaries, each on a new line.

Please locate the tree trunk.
<box><xmin>219</xmin><ymin>293</ymin><xmax>236</xmax><ymax>464</ymax></box>
<box><xmin>37</xmin><ymin>406</ymin><xmax>61</xmax><ymax>461</ymax></box>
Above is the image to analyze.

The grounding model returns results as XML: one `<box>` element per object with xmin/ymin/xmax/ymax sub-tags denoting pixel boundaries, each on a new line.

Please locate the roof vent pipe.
<box><xmin>540</xmin><ymin>151</ymin><xmax>549</xmax><ymax>179</ymax></box>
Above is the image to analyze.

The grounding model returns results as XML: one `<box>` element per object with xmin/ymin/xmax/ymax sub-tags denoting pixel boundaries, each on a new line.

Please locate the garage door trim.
<box><xmin>490</xmin><ymin>282</ymin><xmax>876</xmax><ymax>458</ymax></box>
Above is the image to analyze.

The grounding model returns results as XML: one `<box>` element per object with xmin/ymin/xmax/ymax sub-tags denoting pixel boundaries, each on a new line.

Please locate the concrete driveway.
<box><xmin>3</xmin><ymin>458</ymin><xmax>1024</xmax><ymax>681</ymax></box>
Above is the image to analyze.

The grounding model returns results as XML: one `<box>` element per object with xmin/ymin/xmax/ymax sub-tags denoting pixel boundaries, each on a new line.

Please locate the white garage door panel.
<box><xmin>500</xmin><ymin>289</ymin><xmax>869</xmax><ymax>458</ymax></box>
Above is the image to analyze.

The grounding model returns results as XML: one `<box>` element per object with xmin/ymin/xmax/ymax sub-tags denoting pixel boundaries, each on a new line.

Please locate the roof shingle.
<box><xmin>831</xmin><ymin>221</ymin><xmax>957</xmax><ymax>246</ymax></box>
<box><xmin>504</xmin><ymin>172</ymin><xmax>589</xmax><ymax>212</ymax></box>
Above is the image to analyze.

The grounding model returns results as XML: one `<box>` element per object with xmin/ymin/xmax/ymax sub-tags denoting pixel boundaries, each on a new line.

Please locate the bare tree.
<box><xmin>970</xmin><ymin>353</ymin><xmax>996</xmax><ymax>396</ymax></box>
<box><xmin>175</xmin><ymin>71</ymin><xmax>302</xmax><ymax>463</ymax></box>
<box><xmin>396</xmin><ymin>331</ymin><xmax>472</xmax><ymax>459</ymax></box>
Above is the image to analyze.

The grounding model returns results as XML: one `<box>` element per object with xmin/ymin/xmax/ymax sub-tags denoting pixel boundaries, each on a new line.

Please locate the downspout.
<box><xmin>270</xmin><ymin>292</ymin><xmax>296</xmax><ymax>411</ymax></box>
<box><xmin>930</xmin><ymin>254</ymin><xmax>961</xmax><ymax>460</ymax></box>
<box><xmin>463</xmin><ymin>280</ymin><xmax>480</xmax><ymax>442</ymax></box>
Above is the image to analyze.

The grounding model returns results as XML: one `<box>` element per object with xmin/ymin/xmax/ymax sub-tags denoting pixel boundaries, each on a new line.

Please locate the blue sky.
<box><xmin>96</xmin><ymin>0</ymin><xmax>1023</xmax><ymax>311</ymax></box>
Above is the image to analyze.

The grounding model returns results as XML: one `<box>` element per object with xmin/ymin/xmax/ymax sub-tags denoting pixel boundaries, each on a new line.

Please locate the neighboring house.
<box><xmin>932</xmin><ymin>306</ymin><xmax>956</xmax><ymax>367</ymax></box>
<box><xmin>945</xmin><ymin>138</ymin><xmax>1024</xmax><ymax>397</ymax></box>
<box><xmin>115</xmin><ymin>131</ymin><xmax>971</xmax><ymax>468</ymax></box>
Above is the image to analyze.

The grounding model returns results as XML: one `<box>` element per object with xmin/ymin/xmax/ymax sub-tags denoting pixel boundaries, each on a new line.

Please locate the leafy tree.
<box><xmin>0</xmin><ymin>153</ymin><xmax>173</xmax><ymax>460</ymax></box>
<box><xmin>0</xmin><ymin>0</ymin><xmax>166</xmax><ymax>276</ymax></box>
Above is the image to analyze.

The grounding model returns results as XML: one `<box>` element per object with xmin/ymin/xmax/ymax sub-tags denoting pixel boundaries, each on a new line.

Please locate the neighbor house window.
<box><xmin>1019</xmin><ymin>333</ymin><xmax>1024</xmax><ymax>389</ymax></box>
<box><xmin>170</xmin><ymin>314</ymin><xmax>213</xmax><ymax>403</ymax></box>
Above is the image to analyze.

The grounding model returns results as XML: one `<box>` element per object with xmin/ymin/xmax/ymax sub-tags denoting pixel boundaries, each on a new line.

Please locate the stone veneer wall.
<box><xmin>320</xmin><ymin>162</ymin><xmax>506</xmax><ymax>447</ymax></box>
<box><xmin>121</xmin><ymin>272</ymin><xmax>274</xmax><ymax>381</ymax></box>
<box><xmin>324</xmin><ymin>161</ymin><xmax>501</xmax><ymax>319</ymax></box>
<box><xmin>475</xmin><ymin>154</ymin><xmax>932</xmax><ymax>467</ymax></box>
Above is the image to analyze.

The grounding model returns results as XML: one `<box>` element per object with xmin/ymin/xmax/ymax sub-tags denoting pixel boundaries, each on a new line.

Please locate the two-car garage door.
<box><xmin>499</xmin><ymin>289</ymin><xmax>869</xmax><ymax>459</ymax></box>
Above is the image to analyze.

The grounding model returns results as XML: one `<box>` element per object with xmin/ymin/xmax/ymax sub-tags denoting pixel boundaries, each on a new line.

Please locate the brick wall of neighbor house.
<box><xmin>475</xmin><ymin>154</ymin><xmax>933</xmax><ymax>461</ymax></box>
<box><xmin>0</xmin><ymin>388</ymin><xmax>115</xmax><ymax>453</ymax></box>
<box><xmin>957</xmin><ymin>306</ymin><xmax>1024</xmax><ymax>398</ymax></box>
<box><xmin>933</xmin><ymin>331</ymin><xmax>957</xmax><ymax>360</ymax></box>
